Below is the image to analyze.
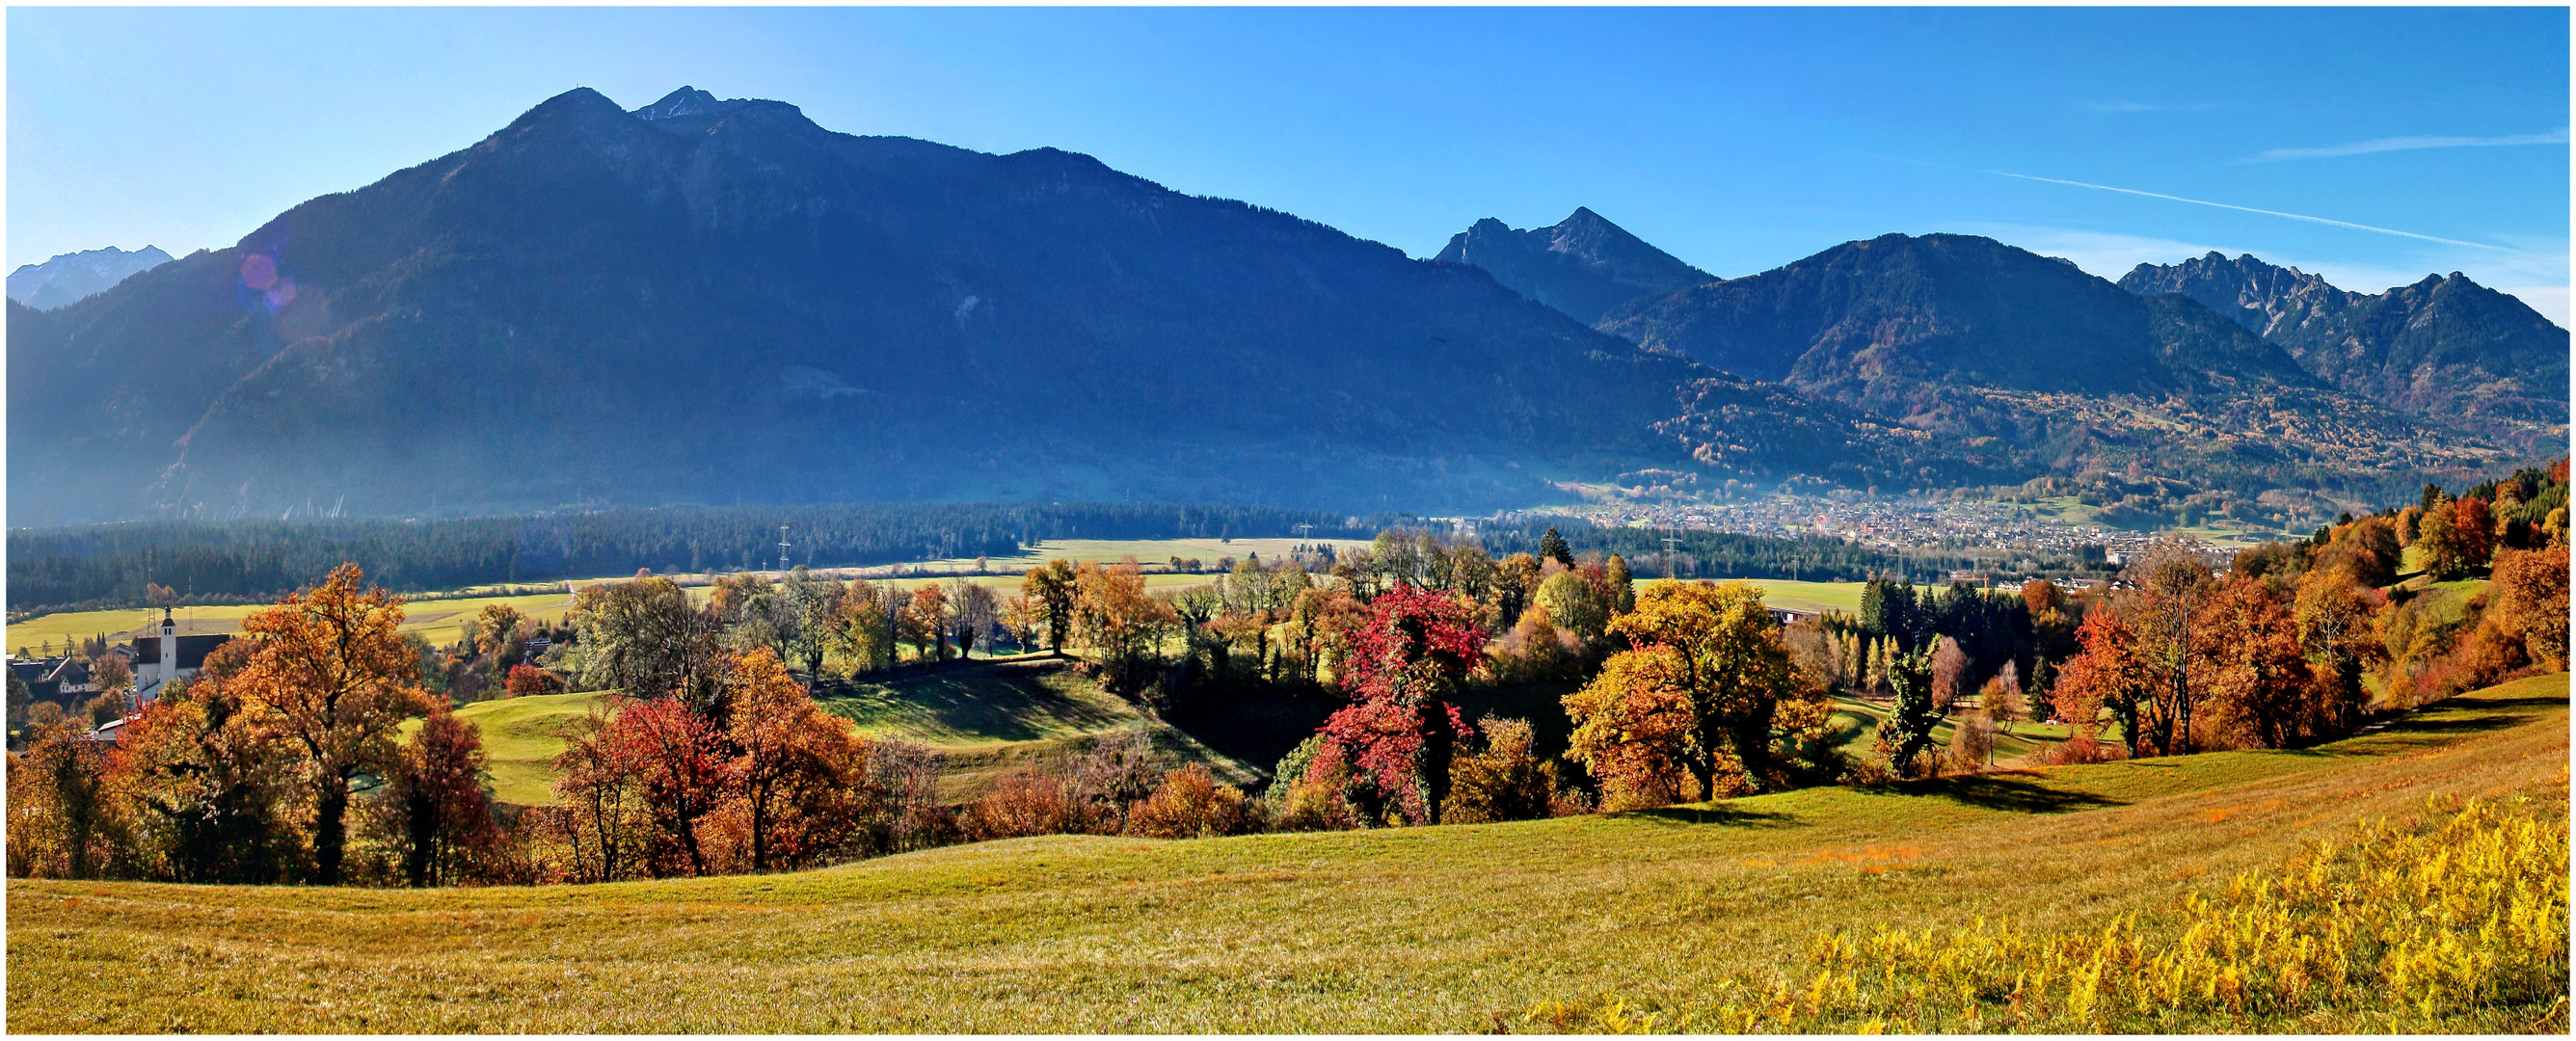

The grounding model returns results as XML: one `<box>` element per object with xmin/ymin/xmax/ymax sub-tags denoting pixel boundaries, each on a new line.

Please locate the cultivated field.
<box><xmin>10</xmin><ymin>674</ymin><xmax>2561</xmax><ymax>1033</ymax></box>
<box><xmin>5</xmin><ymin>590</ymin><xmax>579</xmax><ymax>658</ymax></box>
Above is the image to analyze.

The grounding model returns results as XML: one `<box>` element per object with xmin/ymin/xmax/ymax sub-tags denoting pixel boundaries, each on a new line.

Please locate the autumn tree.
<box><xmin>2294</xmin><ymin>568</ymin><xmax>2381</xmax><ymax>734</ymax></box>
<box><xmin>230</xmin><ymin>564</ymin><xmax>435</xmax><ymax>885</ymax></box>
<box><xmin>7</xmin><ymin>717</ymin><xmax>118</xmax><ymax>878</ymax></box>
<box><xmin>2192</xmin><ymin>574</ymin><xmax>2317</xmax><ymax>749</ymax></box>
<box><xmin>948</xmin><ymin>578</ymin><xmax>1000</xmax><ymax>660</ymax></box>
<box><xmin>551</xmin><ymin>702</ymin><xmax>646</xmax><ymax>882</ymax></box>
<box><xmin>827</xmin><ymin>579</ymin><xmax>896</xmax><ymax>676</ymax></box>
<box><xmin>614</xmin><ymin>695</ymin><xmax>734</xmax><ymax>877</ymax></box>
<box><xmin>1534</xmin><ymin>568</ymin><xmax>1613</xmax><ymax>645</ymax></box>
<box><xmin>726</xmin><ymin>649</ymin><xmax>877</xmax><ymax>870</ymax></box>
<box><xmin>899</xmin><ymin>583</ymin><xmax>951</xmax><ymax>662</ymax></box>
<box><xmin>473</xmin><ymin>603</ymin><xmax>526</xmax><ymax>660</ymax></box>
<box><xmin>2127</xmin><ymin>546</ymin><xmax>2214</xmax><ymax>755</ymax></box>
<box><xmin>1599</xmin><ymin>579</ymin><xmax>1817</xmax><ymax>796</ymax></box>
<box><xmin>1072</xmin><ymin>561</ymin><xmax>1176</xmax><ymax>691</ymax></box>
<box><xmin>1020</xmin><ymin>559</ymin><xmax>1079</xmax><ymax>654</ymax></box>
<box><xmin>383</xmin><ymin>707</ymin><xmax>504</xmax><ymax>887</ymax></box>
<box><xmin>2488</xmin><ymin>545</ymin><xmax>2570</xmax><ymax>671</ymax></box>
<box><xmin>108</xmin><ymin>642</ymin><xmax>298</xmax><ymax>883</ymax></box>
<box><xmin>1314</xmin><ymin>584</ymin><xmax>1487</xmax><ymax>824</ymax></box>
<box><xmin>2053</xmin><ymin>610</ymin><xmax>2151</xmax><ymax>757</ymax></box>
<box><xmin>571</xmin><ymin>576</ymin><xmax>728</xmax><ymax>712</ymax></box>
<box><xmin>1441</xmin><ymin>716</ymin><xmax>1556</xmax><ymax>823</ymax></box>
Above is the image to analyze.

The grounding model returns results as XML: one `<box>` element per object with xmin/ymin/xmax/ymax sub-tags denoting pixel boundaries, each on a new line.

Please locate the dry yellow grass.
<box><xmin>7</xmin><ymin>674</ymin><xmax>2563</xmax><ymax>1033</ymax></box>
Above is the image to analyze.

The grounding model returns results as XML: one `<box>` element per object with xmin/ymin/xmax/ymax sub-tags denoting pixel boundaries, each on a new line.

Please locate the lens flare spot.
<box><xmin>264</xmin><ymin>278</ymin><xmax>298</xmax><ymax>311</ymax></box>
<box><xmin>239</xmin><ymin>253</ymin><xmax>278</xmax><ymax>290</ymax></box>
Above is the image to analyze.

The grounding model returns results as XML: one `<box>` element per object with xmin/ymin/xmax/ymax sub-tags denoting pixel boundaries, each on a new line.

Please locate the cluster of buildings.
<box><xmin>1556</xmin><ymin>494</ymin><xmax>2214</xmax><ymax>559</ymax></box>
<box><xmin>8</xmin><ymin>608</ymin><xmax>231</xmax><ymax>744</ymax></box>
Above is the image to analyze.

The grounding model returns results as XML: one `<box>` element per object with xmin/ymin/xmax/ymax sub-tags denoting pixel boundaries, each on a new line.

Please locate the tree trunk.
<box><xmin>314</xmin><ymin>777</ymin><xmax>352</xmax><ymax>885</ymax></box>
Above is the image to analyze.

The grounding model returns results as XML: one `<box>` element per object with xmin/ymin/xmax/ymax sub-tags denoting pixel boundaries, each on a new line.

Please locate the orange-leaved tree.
<box><xmin>726</xmin><ymin>648</ymin><xmax>875</xmax><ymax>871</ymax></box>
<box><xmin>231</xmin><ymin>564</ymin><xmax>435</xmax><ymax>885</ymax></box>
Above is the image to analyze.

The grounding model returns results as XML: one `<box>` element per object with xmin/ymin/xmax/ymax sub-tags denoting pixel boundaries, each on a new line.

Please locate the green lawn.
<box><xmin>12</xmin><ymin>674</ymin><xmax>2561</xmax><ymax>1033</ymax></box>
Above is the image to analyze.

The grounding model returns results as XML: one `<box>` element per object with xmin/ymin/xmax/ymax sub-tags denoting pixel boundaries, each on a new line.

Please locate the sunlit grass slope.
<box><xmin>10</xmin><ymin>673</ymin><xmax>2561</xmax><ymax>1033</ymax></box>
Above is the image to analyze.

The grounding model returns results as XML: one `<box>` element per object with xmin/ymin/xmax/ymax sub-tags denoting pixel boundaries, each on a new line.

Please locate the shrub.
<box><xmin>1441</xmin><ymin>717</ymin><xmax>1555</xmax><ymax>824</ymax></box>
<box><xmin>1942</xmin><ymin>709</ymin><xmax>1997</xmax><ymax>774</ymax></box>
<box><xmin>960</xmin><ymin>767</ymin><xmax>1092</xmax><ymax>841</ymax></box>
<box><xmin>504</xmin><ymin>663</ymin><xmax>564</xmax><ymax>698</ymax></box>
<box><xmin>1123</xmin><ymin>763</ymin><xmax>1260</xmax><ymax>838</ymax></box>
<box><xmin>2027</xmin><ymin>730</ymin><xmax>2126</xmax><ymax>766</ymax></box>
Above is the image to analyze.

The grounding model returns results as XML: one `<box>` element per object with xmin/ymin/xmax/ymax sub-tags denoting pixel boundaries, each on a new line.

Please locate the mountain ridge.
<box><xmin>2117</xmin><ymin>252</ymin><xmax>2569</xmax><ymax>428</ymax></box>
<box><xmin>6</xmin><ymin>245</ymin><xmax>175</xmax><ymax>310</ymax></box>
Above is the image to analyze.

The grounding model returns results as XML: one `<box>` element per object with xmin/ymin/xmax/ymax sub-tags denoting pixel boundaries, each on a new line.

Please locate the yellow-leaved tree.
<box><xmin>1570</xmin><ymin>579</ymin><xmax>1822</xmax><ymax>804</ymax></box>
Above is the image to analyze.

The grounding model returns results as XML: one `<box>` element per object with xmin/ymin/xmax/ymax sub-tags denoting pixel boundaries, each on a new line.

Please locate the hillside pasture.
<box><xmin>10</xmin><ymin>674</ymin><xmax>2561</xmax><ymax>1033</ymax></box>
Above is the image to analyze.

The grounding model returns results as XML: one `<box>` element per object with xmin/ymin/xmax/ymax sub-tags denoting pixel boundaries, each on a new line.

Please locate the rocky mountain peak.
<box><xmin>1434</xmin><ymin>208</ymin><xmax>1714</xmax><ymax>325</ymax></box>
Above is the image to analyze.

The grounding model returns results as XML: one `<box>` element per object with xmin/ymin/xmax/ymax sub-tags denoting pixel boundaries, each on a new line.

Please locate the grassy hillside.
<box><xmin>439</xmin><ymin>692</ymin><xmax>603</xmax><ymax>806</ymax></box>
<box><xmin>10</xmin><ymin>673</ymin><xmax>2561</xmax><ymax>1033</ymax></box>
<box><xmin>439</xmin><ymin>658</ymin><xmax>1272</xmax><ymax>807</ymax></box>
<box><xmin>819</xmin><ymin>657</ymin><xmax>1268</xmax><ymax>799</ymax></box>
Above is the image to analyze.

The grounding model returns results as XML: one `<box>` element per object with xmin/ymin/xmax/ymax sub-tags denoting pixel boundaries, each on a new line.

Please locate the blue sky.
<box><xmin>10</xmin><ymin>6</ymin><xmax>2568</xmax><ymax>321</ymax></box>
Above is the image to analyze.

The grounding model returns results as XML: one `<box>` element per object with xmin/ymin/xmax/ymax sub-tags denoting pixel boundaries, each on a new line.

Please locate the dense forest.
<box><xmin>4</xmin><ymin>502</ymin><xmax>1386</xmax><ymax>616</ymax></box>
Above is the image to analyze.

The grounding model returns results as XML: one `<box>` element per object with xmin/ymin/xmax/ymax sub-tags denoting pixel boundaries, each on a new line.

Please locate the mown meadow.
<box><xmin>10</xmin><ymin>673</ymin><xmax>2562</xmax><ymax>1033</ymax></box>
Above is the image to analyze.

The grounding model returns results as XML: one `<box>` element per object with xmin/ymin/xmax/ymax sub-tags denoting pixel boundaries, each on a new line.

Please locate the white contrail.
<box><xmin>2246</xmin><ymin>129</ymin><xmax>2568</xmax><ymax>163</ymax></box>
<box><xmin>1989</xmin><ymin>170</ymin><xmax>2504</xmax><ymax>251</ymax></box>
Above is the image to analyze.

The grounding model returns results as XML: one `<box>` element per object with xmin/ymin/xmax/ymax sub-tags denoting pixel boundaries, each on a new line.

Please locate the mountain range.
<box><xmin>2118</xmin><ymin>252</ymin><xmax>2568</xmax><ymax>428</ymax></box>
<box><xmin>6</xmin><ymin>87</ymin><xmax>2561</xmax><ymax>527</ymax></box>
<box><xmin>7</xmin><ymin>246</ymin><xmax>174</xmax><ymax>310</ymax></box>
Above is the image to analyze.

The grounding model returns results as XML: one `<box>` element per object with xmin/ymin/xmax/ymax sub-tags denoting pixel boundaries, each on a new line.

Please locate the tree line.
<box><xmin>13</xmin><ymin>457</ymin><xmax>2562</xmax><ymax>885</ymax></box>
<box><xmin>3</xmin><ymin>502</ymin><xmax>1383</xmax><ymax>617</ymax></box>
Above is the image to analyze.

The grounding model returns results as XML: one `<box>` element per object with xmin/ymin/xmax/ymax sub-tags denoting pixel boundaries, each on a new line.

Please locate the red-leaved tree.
<box><xmin>1311</xmin><ymin>583</ymin><xmax>1486</xmax><ymax>825</ymax></box>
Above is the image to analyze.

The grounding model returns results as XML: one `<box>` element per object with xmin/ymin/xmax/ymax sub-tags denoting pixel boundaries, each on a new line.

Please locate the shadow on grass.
<box><xmin>1857</xmin><ymin>774</ymin><xmax>2126</xmax><ymax>814</ymax></box>
<box><xmin>1620</xmin><ymin>805</ymin><xmax>1802</xmax><ymax>829</ymax></box>
<box><xmin>819</xmin><ymin>661</ymin><xmax>1131</xmax><ymax>742</ymax></box>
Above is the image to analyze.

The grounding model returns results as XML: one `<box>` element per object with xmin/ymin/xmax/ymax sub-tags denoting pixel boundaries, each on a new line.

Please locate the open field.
<box><xmin>10</xmin><ymin>673</ymin><xmax>2561</xmax><ymax>1033</ymax></box>
<box><xmin>5</xmin><ymin>590</ymin><xmax>578</xmax><ymax>658</ymax></box>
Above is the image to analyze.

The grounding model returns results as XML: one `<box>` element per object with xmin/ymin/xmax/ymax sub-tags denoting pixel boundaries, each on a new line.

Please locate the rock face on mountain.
<box><xmin>1433</xmin><ymin>208</ymin><xmax>1714</xmax><ymax>324</ymax></box>
<box><xmin>2118</xmin><ymin>253</ymin><xmax>2569</xmax><ymax>427</ymax></box>
<box><xmin>7</xmin><ymin>246</ymin><xmax>174</xmax><ymax>310</ymax></box>
<box><xmin>10</xmin><ymin>88</ymin><xmax>1905</xmax><ymax>525</ymax></box>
